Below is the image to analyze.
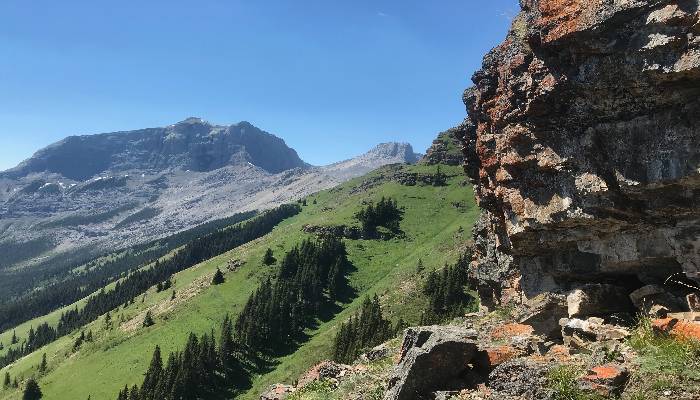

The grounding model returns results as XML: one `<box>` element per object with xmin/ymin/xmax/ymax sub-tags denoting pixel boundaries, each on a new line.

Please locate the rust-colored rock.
<box><xmin>480</xmin><ymin>345</ymin><xmax>522</xmax><ymax>369</ymax></box>
<box><xmin>653</xmin><ymin>317</ymin><xmax>700</xmax><ymax>341</ymax></box>
<box><xmin>458</xmin><ymin>0</ymin><xmax>700</xmax><ymax>309</ymax></box>
<box><xmin>490</xmin><ymin>323</ymin><xmax>535</xmax><ymax>340</ymax></box>
<box><xmin>581</xmin><ymin>363</ymin><xmax>630</xmax><ymax>396</ymax></box>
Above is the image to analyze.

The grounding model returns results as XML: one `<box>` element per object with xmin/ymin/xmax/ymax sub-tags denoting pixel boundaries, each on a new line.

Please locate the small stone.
<box><xmin>581</xmin><ymin>364</ymin><xmax>629</xmax><ymax>396</ymax></box>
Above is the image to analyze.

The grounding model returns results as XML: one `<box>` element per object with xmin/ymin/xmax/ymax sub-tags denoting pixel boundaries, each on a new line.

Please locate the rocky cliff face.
<box><xmin>457</xmin><ymin>0</ymin><xmax>700</xmax><ymax>308</ymax></box>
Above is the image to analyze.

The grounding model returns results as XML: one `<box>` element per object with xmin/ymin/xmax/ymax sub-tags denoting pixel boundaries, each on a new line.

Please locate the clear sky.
<box><xmin>0</xmin><ymin>1</ymin><xmax>518</xmax><ymax>171</ymax></box>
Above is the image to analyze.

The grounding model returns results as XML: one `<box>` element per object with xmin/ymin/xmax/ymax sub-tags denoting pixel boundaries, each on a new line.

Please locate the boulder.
<box><xmin>361</xmin><ymin>343</ymin><xmax>392</xmax><ymax>363</ymax></box>
<box><xmin>560</xmin><ymin>318</ymin><xmax>631</xmax><ymax>348</ymax></box>
<box><xmin>297</xmin><ymin>361</ymin><xmax>351</xmax><ymax>388</ymax></box>
<box><xmin>260</xmin><ymin>384</ymin><xmax>295</xmax><ymax>400</ymax></box>
<box><xmin>581</xmin><ymin>364</ymin><xmax>629</xmax><ymax>397</ymax></box>
<box><xmin>385</xmin><ymin>326</ymin><xmax>480</xmax><ymax>400</ymax></box>
<box><xmin>517</xmin><ymin>293</ymin><xmax>568</xmax><ymax>339</ymax></box>
<box><xmin>629</xmin><ymin>285</ymin><xmax>681</xmax><ymax>316</ymax></box>
<box><xmin>567</xmin><ymin>284</ymin><xmax>633</xmax><ymax>318</ymax></box>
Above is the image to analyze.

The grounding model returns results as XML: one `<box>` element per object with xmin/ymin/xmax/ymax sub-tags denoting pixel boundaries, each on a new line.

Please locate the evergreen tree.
<box><xmin>22</xmin><ymin>378</ymin><xmax>42</xmax><ymax>400</ymax></box>
<box><xmin>3</xmin><ymin>371</ymin><xmax>10</xmax><ymax>388</ymax></box>
<box><xmin>13</xmin><ymin>378</ymin><xmax>18</xmax><ymax>388</ymax></box>
<box><xmin>332</xmin><ymin>295</ymin><xmax>392</xmax><ymax>363</ymax></box>
<box><xmin>263</xmin><ymin>248</ymin><xmax>275</xmax><ymax>265</ymax></box>
<box><xmin>38</xmin><ymin>353</ymin><xmax>47</xmax><ymax>372</ymax></box>
<box><xmin>211</xmin><ymin>268</ymin><xmax>225</xmax><ymax>285</ymax></box>
<box><xmin>143</xmin><ymin>311</ymin><xmax>155</xmax><ymax>328</ymax></box>
<box><xmin>128</xmin><ymin>385</ymin><xmax>139</xmax><ymax>400</ymax></box>
<box><xmin>140</xmin><ymin>345</ymin><xmax>162</xmax><ymax>400</ymax></box>
<box><xmin>11</xmin><ymin>331</ymin><xmax>17</xmax><ymax>345</ymax></box>
<box><xmin>170</xmin><ymin>290</ymin><xmax>176</xmax><ymax>301</ymax></box>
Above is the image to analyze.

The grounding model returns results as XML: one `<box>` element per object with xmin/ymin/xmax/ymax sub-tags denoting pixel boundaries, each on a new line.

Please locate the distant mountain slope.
<box><xmin>0</xmin><ymin>120</ymin><xmax>419</xmax><ymax>276</ymax></box>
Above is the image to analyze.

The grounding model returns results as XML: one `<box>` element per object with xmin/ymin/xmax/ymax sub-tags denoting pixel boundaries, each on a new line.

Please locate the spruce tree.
<box><xmin>211</xmin><ymin>268</ymin><xmax>225</xmax><ymax>285</ymax></box>
<box><xmin>39</xmin><ymin>353</ymin><xmax>47</xmax><ymax>372</ymax></box>
<box><xmin>143</xmin><ymin>311</ymin><xmax>155</xmax><ymax>328</ymax></box>
<box><xmin>170</xmin><ymin>290</ymin><xmax>176</xmax><ymax>301</ymax></box>
<box><xmin>22</xmin><ymin>378</ymin><xmax>42</xmax><ymax>400</ymax></box>
<box><xmin>3</xmin><ymin>372</ymin><xmax>10</xmax><ymax>388</ymax></box>
<box><xmin>263</xmin><ymin>248</ymin><xmax>275</xmax><ymax>265</ymax></box>
<box><xmin>11</xmin><ymin>331</ymin><xmax>17</xmax><ymax>345</ymax></box>
<box><xmin>140</xmin><ymin>345</ymin><xmax>162</xmax><ymax>400</ymax></box>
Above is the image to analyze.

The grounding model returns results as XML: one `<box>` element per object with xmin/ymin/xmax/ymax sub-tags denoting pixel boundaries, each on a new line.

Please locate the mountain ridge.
<box><xmin>0</xmin><ymin>120</ymin><xmax>421</xmax><ymax>272</ymax></box>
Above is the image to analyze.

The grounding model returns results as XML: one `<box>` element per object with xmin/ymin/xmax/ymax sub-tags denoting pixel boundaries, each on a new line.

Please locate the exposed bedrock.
<box><xmin>457</xmin><ymin>0</ymin><xmax>700</xmax><ymax>308</ymax></box>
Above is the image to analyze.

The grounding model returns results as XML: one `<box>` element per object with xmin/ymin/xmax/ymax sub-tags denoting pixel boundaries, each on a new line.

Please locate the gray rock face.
<box><xmin>385</xmin><ymin>326</ymin><xmax>479</xmax><ymax>400</ymax></box>
<box><xmin>3</xmin><ymin>118</ymin><xmax>306</xmax><ymax>181</ymax></box>
<box><xmin>0</xmin><ymin>119</ymin><xmax>419</xmax><ymax>270</ymax></box>
<box><xmin>456</xmin><ymin>0</ymin><xmax>700</xmax><ymax>308</ymax></box>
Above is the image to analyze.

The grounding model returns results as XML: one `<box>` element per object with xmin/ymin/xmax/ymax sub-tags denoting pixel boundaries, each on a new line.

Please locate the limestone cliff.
<box><xmin>457</xmin><ymin>0</ymin><xmax>700</xmax><ymax>307</ymax></box>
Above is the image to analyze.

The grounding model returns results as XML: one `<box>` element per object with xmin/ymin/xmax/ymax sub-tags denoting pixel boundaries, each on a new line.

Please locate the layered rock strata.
<box><xmin>457</xmin><ymin>0</ymin><xmax>700</xmax><ymax>308</ymax></box>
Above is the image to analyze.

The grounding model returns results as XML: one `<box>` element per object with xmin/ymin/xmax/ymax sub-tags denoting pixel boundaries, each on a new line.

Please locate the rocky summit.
<box><xmin>0</xmin><ymin>119</ymin><xmax>419</xmax><ymax>269</ymax></box>
<box><xmin>456</xmin><ymin>0</ymin><xmax>700</xmax><ymax>309</ymax></box>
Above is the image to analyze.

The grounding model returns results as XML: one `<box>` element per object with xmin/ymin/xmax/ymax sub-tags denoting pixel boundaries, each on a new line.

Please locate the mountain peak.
<box><xmin>365</xmin><ymin>142</ymin><xmax>421</xmax><ymax>164</ymax></box>
<box><xmin>2</xmin><ymin>120</ymin><xmax>307</xmax><ymax>181</ymax></box>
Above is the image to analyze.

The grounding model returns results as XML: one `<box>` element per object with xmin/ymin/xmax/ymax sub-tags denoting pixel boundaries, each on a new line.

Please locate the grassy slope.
<box><xmin>0</xmin><ymin>164</ymin><xmax>477</xmax><ymax>400</ymax></box>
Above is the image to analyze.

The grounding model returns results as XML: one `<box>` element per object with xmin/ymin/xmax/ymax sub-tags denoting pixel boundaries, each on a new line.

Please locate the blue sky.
<box><xmin>0</xmin><ymin>1</ymin><xmax>518</xmax><ymax>171</ymax></box>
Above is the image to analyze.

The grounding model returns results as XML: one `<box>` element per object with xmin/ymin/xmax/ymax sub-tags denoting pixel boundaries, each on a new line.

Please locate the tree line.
<box><xmin>420</xmin><ymin>251</ymin><xmax>477</xmax><ymax>325</ymax></box>
<box><xmin>0</xmin><ymin>205</ymin><xmax>300</xmax><ymax>370</ymax></box>
<box><xmin>235</xmin><ymin>234</ymin><xmax>350</xmax><ymax>353</ymax></box>
<box><xmin>332</xmin><ymin>295</ymin><xmax>399</xmax><ymax>363</ymax></box>
<box><xmin>116</xmin><ymin>315</ymin><xmax>249</xmax><ymax>400</ymax></box>
<box><xmin>0</xmin><ymin>211</ymin><xmax>257</xmax><ymax>332</ymax></box>
<box><xmin>113</xmin><ymin>233</ymin><xmax>353</xmax><ymax>399</ymax></box>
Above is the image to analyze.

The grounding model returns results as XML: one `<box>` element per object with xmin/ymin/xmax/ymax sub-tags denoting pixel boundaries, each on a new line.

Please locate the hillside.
<box><xmin>0</xmin><ymin>162</ymin><xmax>477</xmax><ymax>400</ymax></box>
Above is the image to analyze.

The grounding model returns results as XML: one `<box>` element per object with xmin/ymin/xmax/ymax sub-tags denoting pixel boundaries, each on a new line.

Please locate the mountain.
<box><xmin>0</xmin><ymin>119</ymin><xmax>419</xmax><ymax>271</ymax></box>
<box><xmin>1</xmin><ymin>117</ymin><xmax>306</xmax><ymax>181</ymax></box>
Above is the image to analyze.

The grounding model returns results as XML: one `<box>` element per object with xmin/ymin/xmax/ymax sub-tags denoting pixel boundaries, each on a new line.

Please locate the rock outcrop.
<box><xmin>420</xmin><ymin>129</ymin><xmax>463</xmax><ymax>166</ymax></box>
<box><xmin>457</xmin><ymin>0</ymin><xmax>700</xmax><ymax>309</ymax></box>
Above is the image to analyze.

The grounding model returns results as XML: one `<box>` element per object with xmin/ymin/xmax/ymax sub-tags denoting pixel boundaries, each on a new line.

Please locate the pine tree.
<box><xmin>11</xmin><ymin>331</ymin><xmax>17</xmax><ymax>345</ymax></box>
<box><xmin>3</xmin><ymin>372</ymin><xmax>10</xmax><ymax>388</ymax></box>
<box><xmin>211</xmin><ymin>268</ymin><xmax>225</xmax><ymax>285</ymax></box>
<box><xmin>13</xmin><ymin>378</ymin><xmax>18</xmax><ymax>388</ymax></box>
<box><xmin>143</xmin><ymin>311</ymin><xmax>155</xmax><ymax>328</ymax></box>
<box><xmin>22</xmin><ymin>378</ymin><xmax>42</xmax><ymax>400</ymax></box>
<box><xmin>140</xmin><ymin>345</ymin><xmax>162</xmax><ymax>400</ymax></box>
<box><xmin>263</xmin><ymin>248</ymin><xmax>275</xmax><ymax>265</ymax></box>
<box><xmin>170</xmin><ymin>290</ymin><xmax>176</xmax><ymax>301</ymax></box>
<box><xmin>39</xmin><ymin>353</ymin><xmax>47</xmax><ymax>372</ymax></box>
<box><xmin>128</xmin><ymin>385</ymin><xmax>139</xmax><ymax>400</ymax></box>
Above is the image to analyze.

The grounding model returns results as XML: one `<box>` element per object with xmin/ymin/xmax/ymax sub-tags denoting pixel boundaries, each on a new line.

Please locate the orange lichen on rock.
<box><xmin>490</xmin><ymin>323</ymin><xmax>534</xmax><ymax>340</ymax></box>
<box><xmin>653</xmin><ymin>318</ymin><xmax>700</xmax><ymax>341</ymax></box>
<box><xmin>532</xmin><ymin>0</ymin><xmax>603</xmax><ymax>43</ymax></box>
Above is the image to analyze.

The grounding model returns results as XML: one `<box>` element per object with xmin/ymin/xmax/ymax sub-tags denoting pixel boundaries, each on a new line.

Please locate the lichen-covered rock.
<box><xmin>385</xmin><ymin>326</ymin><xmax>480</xmax><ymax>400</ymax></box>
<box><xmin>457</xmin><ymin>0</ymin><xmax>700</xmax><ymax>307</ymax></box>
